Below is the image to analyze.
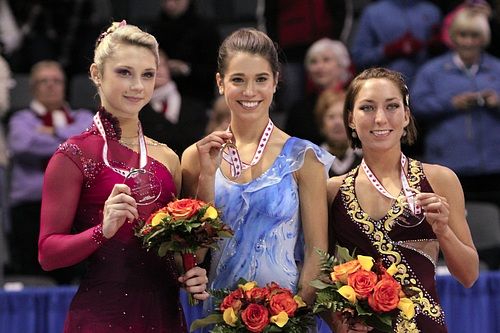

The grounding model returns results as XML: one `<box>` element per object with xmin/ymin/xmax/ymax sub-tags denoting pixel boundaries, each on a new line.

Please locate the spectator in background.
<box><xmin>350</xmin><ymin>0</ymin><xmax>441</xmax><ymax>83</ymax></box>
<box><xmin>0</xmin><ymin>55</ymin><xmax>12</xmax><ymax>285</ymax></box>
<box><xmin>205</xmin><ymin>95</ymin><xmax>230</xmax><ymax>134</ymax></box>
<box><xmin>285</xmin><ymin>38</ymin><xmax>352</xmax><ymax>144</ymax></box>
<box><xmin>139</xmin><ymin>48</ymin><xmax>207</xmax><ymax>155</ymax></box>
<box><xmin>263</xmin><ymin>0</ymin><xmax>348</xmax><ymax>114</ymax></box>
<box><xmin>6</xmin><ymin>60</ymin><xmax>93</xmax><ymax>282</ymax></box>
<box><xmin>150</xmin><ymin>0</ymin><xmax>220</xmax><ymax>107</ymax></box>
<box><xmin>412</xmin><ymin>8</ymin><xmax>500</xmax><ymax>215</ymax></box>
<box><xmin>315</xmin><ymin>90</ymin><xmax>362</xmax><ymax>177</ymax></box>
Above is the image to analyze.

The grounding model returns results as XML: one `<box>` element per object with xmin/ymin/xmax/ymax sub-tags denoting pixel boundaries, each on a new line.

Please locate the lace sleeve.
<box><xmin>38</xmin><ymin>150</ymin><xmax>103</xmax><ymax>271</ymax></box>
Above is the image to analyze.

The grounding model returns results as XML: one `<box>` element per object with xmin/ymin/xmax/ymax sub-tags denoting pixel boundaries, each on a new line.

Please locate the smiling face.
<box><xmin>349</xmin><ymin>78</ymin><xmax>409</xmax><ymax>153</ymax></box>
<box><xmin>91</xmin><ymin>44</ymin><xmax>157</xmax><ymax>118</ymax></box>
<box><xmin>216</xmin><ymin>52</ymin><xmax>277</xmax><ymax>121</ymax></box>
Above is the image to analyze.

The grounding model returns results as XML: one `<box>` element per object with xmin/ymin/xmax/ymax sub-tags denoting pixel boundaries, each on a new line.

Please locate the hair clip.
<box><xmin>96</xmin><ymin>20</ymin><xmax>127</xmax><ymax>47</ymax></box>
<box><xmin>96</xmin><ymin>32</ymin><xmax>108</xmax><ymax>46</ymax></box>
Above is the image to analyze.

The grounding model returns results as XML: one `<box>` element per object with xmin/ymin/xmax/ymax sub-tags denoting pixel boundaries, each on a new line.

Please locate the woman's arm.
<box><xmin>420</xmin><ymin>164</ymin><xmax>479</xmax><ymax>288</ymax></box>
<box><xmin>296</xmin><ymin>149</ymin><xmax>329</xmax><ymax>305</ymax></box>
<box><xmin>181</xmin><ymin>131</ymin><xmax>232</xmax><ymax>200</ymax></box>
<box><xmin>39</xmin><ymin>151</ymin><xmax>138</xmax><ymax>271</ymax></box>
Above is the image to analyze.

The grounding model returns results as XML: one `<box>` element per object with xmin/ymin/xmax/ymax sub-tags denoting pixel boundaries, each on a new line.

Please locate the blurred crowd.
<box><xmin>1</xmin><ymin>0</ymin><xmax>500</xmax><ymax>285</ymax></box>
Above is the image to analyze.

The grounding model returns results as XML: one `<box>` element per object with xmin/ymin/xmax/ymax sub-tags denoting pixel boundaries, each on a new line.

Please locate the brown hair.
<box><xmin>343</xmin><ymin>67</ymin><xmax>417</xmax><ymax>149</ymax></box>
<box><xmin>217</xmin><ymin>28</ymin><xmax>280</xmax><ymax>79</ymax></box>
<box><xmin>315</xmin><ymin>89</ymin><xmax>346</xmax><ymax>128</ymax></box>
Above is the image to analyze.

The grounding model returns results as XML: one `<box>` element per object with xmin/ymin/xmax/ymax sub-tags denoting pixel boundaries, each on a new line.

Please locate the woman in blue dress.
<box><xmin>181</xmin><ymin>28</ymin><xmax>334</xmax><ymax>331</ymax></box>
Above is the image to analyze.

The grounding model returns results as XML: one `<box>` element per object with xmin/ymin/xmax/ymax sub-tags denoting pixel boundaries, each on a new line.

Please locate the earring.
<box><xmin>351</xmin><ymin>130</ymin><xmax>357</xmax><ymax>138</ymax></box>
<box><xmin>403</xmin><ymin>129</ymin><xmax>407</xmax><ymax>137</ymax></box>
<box><xmin>219</xmin><ymin>87</ymin><xmax>224</xmax><ymax>95</ymax></box>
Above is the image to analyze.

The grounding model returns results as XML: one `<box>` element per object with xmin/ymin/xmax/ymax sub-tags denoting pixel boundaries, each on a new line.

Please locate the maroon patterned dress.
<box><xmin>39</xmin><ymin>109</ymin><xmax>186</xmax><ymax>332</ymax></box>
<box><xmin>329</xmin><ymin>159</ymin><xmax>448</xmax><ymax>333</ymax></box>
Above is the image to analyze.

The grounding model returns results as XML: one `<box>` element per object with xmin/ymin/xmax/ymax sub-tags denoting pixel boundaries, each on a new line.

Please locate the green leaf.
<box><xmin>310</xmin><ymin>279</ymin><xmax>332</xmax><ymax>290</ymax></box>
<box><xmin>364</xmin><ymin>314</ymin><xmax>393</xmax><ymax>333</ymax></box>
<box><xmin>190</xmin><ymin>314</ymin><xmax>223</xmax><ymax>332</ymax></box>
<box><xmin>335</xmin><ymin>245</ymin><xmax>355</xmax><ymax>262</ymax></box>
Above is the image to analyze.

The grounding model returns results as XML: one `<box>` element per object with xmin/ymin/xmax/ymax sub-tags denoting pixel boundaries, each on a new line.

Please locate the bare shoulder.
<box><xmin>422</xmin><ymin>162</ymin><xmax>461</xmax><ymax>193</ymax></box>
<box><xmin>145</xmin><ymin>137</ymin><xmax>180</xmax><ymax>170</ymax></box>
<box><xmin>327</xmin><ymin>175</ymin><xmax>346</xmax><ymax>204</ymax></box>
<box><xmin>180</xmin><ymin>142</ymin><xmax>199</xmax><ymax>168</ymax></box>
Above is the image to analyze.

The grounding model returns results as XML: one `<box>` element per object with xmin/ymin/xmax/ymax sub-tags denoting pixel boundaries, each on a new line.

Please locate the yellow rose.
<box><xmin>151</xmin><ymin>212</ymin><xmax>169</xmax><ymax>226</ymax></box>
<box><xmin>223</xmin><ymin>307</ymin><xmax>238</xmax><ymax>326</ymax></box>
<box><xmin>386</xmin><ymin>263</ymin><xmax>398</xmax><ymax>276</ymax></box>
<box><xmin>201</xmin><ymin>206</ymin><xmax>218</xmax><ymax>221</ymax></box>
<box><xmin>398</xmin><ymin>297</ymin><xmax>415</xmax><ymax>320</ymax></box>
<box><xmin>293</xmin><ymin>295</ymin><xmax>306</xmax><ymax>308</ymax></box>
<box><xmin>270</xmin><ymin>311</ymin><xmax>289</xmax><ymax>327</ymax></box>
<box><xmin>357</xmin><ymin>255</ymin><xmax>374</xmax><ymax>271</ymax></box>
<box><xmin>240</xmin><ymin>281</ymin><xmax>257</xmax><ymax>291</ymax></box>
<box><xmin>338</xmin><ymin>285</ymin><xmax>357</xmax><ymax>304</ymax></box>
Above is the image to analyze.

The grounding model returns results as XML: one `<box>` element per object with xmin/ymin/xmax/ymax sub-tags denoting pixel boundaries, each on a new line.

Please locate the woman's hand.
<box><xmin>102</xmin><ymin>184</ymin><xmax>138</xmax><ymax>239</ymax></box>
<box><xmin>196</xmin><ymin>130</ymin><xmax>232</xmax><ymax>176</ymax></box>
<box><xmin>331</xmin><ymin>313</ymin><xmax>373</xmax><ymax>333</ymax></box>
<box><xmin>179</xmin><ymin>266</ymin><xmax>209</xmax><ymax>301</ymax></box>
<box><xmin>417</xmin><ymin>192</ymin><xmax>450</xmax><ymax>236</ymax></box>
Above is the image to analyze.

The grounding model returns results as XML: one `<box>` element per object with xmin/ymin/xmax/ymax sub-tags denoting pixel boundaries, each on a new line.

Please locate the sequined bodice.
<box><xmin>330</xmin><ymin>159</ymin><xmax>448</xmax><ymax>333</ymax></box>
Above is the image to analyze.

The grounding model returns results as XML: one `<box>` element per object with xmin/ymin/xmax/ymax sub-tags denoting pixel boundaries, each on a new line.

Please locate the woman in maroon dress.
<box><xmin>328</xmin><ymin>68</ymin><xmax>479</xmax><ymax>332</ymax></box>
<box><xmin>38</xmin><ymin>21</ymin><xmax>208</xmax><ymax>333</ymax></box>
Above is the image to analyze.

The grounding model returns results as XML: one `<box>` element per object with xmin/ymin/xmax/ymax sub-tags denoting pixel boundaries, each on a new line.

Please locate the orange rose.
<box><xmin>246</xmin><ymin>287</ymin><xmax>270</xmax><ymax>303</ymax></box>
<box><xmin>347</xmin><ymin>269</ymin><xmax>378</xmax><ymax>299</ymax></box>
<box><xmin>331</xmin><ymin>259</ymin><xmax>361</xmax><ymax>283</ymax></box>
<box><xmin>368</xmin><ymin>276</ymin><xmax>402</xmax><ymax>312</ymax></box>
<box><xmin>241</xmin><ymin>303</ymin><xmax>269</xmax><ymax>332</ymax></box>
<box><xmin>166</xmin><ymin>198</ymin><xmax>204</xmax><ymax>220</ymax></box>
<box><xmin>221</xmin><ymin>289</ymin><xmax>244</xmax><ymax>311</ymax></box>
<box><xmin>267</xmin><ymin>282</ymin><xmax>292</xmax><ymax>295</ymax></box>
<box><xmin>269</xmin><ymin>292</ymin><xmax>298</xmax><ymax>317</ymax></box>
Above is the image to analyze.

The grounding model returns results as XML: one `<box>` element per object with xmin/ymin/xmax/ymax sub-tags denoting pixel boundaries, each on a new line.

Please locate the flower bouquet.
<box><xmin>190</xmin><ymin>279</ymin><xmax>316</xmax><ymax>333</ymax></box>
<box><xmin>311</xmin><ymin>246</ymin><xmax>417</xmax><ymax>332</ymax></box>
<box><xmin>135</xmin><ymin>198</ymin><xmax>233</xmax><ymax>304</ymax></box>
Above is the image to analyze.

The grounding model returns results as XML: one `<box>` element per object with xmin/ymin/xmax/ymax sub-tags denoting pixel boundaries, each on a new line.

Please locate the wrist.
<box><xmin>92</xmin><ymin>223</ymin><xmax>107</xmax><ymax>245</ymax></box>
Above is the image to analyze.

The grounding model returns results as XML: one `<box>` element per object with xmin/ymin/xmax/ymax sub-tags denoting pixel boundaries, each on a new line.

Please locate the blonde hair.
<box><xmin>93</xmin><ymin>21</ymin><xmax>159</xmax><ymax>76</ymax></box>
<box><xmin>449</xmin><ymin>7</ymin><xmax>491</xmax><ymax>47</ymax></box>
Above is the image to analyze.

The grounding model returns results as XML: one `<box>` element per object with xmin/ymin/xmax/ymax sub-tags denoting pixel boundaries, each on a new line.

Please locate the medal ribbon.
<box><xmin>93</xmin><ymin>113</ymin><xmax>148</xmax><ymax>177</ymax></box>
<box><xmin>361</xmin><ymin>154</ymin><xmax>421</xmax><ymax>214</ymax></box>
<box><xmin>221</xmin><ymin>119</ymin><xmax>274</xmax><ymax>178</ymax></box>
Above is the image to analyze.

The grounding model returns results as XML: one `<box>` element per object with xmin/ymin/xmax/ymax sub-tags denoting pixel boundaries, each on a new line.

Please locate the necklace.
<box><xmin>93</xmin><ymin>114</ymin><xmax>147</xmax><ymax>177</ymax></box>
<box><xmin>361</xmin><ymin>154</ymin><xmax>421</xmax><ymax>215</ymax></box>
<box><xmin>221</xmin><ymin>119</ymin><xmax>274</xmax><ymax>179</ymax></box>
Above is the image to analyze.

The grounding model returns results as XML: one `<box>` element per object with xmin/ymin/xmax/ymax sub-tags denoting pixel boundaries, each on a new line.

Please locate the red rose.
<box><xmin>267</xmin><ymin>282</ymin><xmax>292</xmax><ymax>296</ymax></box>
<box><xmin>347</xmin><ymin>269</ymin><xmax>378</xmax><ymax>299</ymax></box>
<box><xmin>166</xmin><ymin>198</ymin><xmax>204</xmax><ymax>220</ymax></box>
<box><xmin>221</xmin><ymin>289</ymin><xmax>244</xmax><ymax>311</ymax></box>
<box><xmin>246</xmin><ymin>287</ymin><xmax>270</xmax><ymax>303</ymax></box>
<box><xmin>241</xmin><ymin>303</ymin><xmax>269</xmax><ymax>332</ymax></box>
<box><xmin>368</xmin><ymin>276</ymin><xmax>402</xmax><ymax>312</ymax></box>
<box><xmin>269</xmin><ymin>292</ymin><xmax>298</xmax><ymax>317</ymax></box>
